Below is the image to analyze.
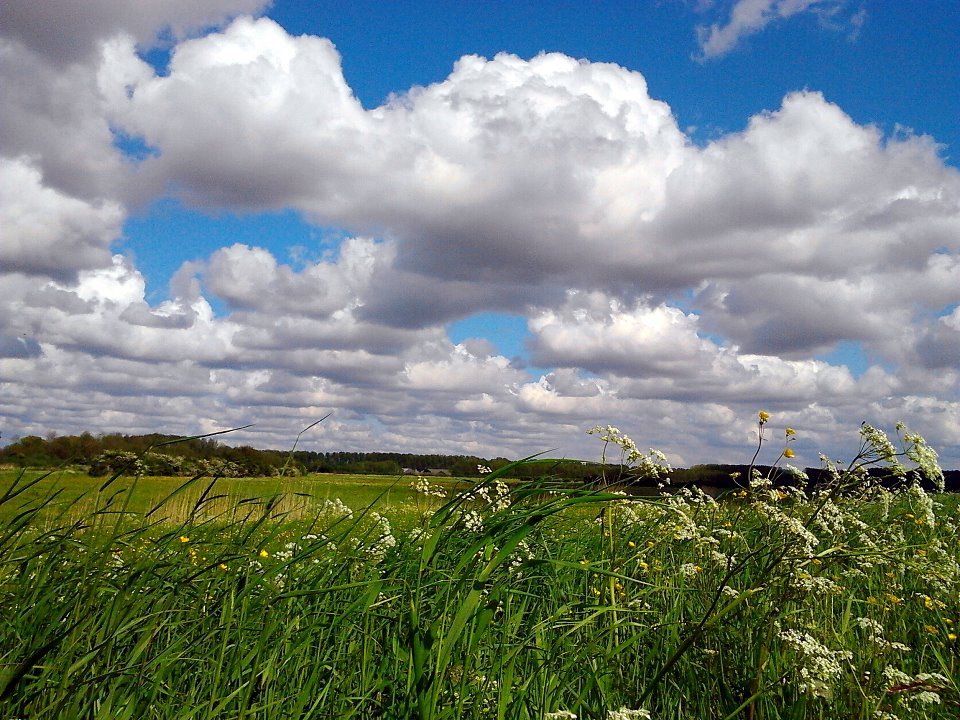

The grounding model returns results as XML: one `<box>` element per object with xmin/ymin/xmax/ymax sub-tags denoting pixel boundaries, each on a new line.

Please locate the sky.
<box><xmin>1</xmin><ymin>0</ymin><xmax>959</xmax><ymax>469</ymax></box>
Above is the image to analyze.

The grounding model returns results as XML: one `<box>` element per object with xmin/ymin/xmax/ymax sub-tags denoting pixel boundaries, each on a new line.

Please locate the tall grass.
<box><xmin>1</xmin><ymin>420</ymin><xmax>958</xmax><ymax>719</ymax></box>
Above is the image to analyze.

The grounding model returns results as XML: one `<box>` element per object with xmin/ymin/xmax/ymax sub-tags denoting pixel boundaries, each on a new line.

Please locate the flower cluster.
<box><xmin>778</xmin><ymin>629</ymin><xmax>853</xmax><ymax>699</ymax></box>
<box><xmin>412</xmin><ymin>475</ymin><xmax>447</xmax><ymax>498</ymax></box>
<box><xmin>586</xmin><ymin>425</ymin><xmax>671</xmax><ymax>479</ymax></box>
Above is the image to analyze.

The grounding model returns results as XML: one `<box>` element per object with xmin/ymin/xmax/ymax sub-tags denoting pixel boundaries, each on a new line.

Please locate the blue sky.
<box><xmin>2</xmin><ymin>0</ymin><xmax>959</xmax><ymax>467</ymax></box>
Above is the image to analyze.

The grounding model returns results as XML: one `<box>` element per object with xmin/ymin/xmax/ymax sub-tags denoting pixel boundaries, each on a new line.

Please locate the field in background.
<box><xmin>0</xmin><ymin>469</ymin><xmax>476</xmax><ymax>529</ymax></box>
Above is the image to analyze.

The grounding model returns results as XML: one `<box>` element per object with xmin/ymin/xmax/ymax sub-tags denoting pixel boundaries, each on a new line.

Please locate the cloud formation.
<box><xmin>1</xmin><ymin>157</ymin><xmax>125</xmax><ymax>280</ymax></box>
<box><xmin>1</xmin><ymin>10</ymin><xmax>958</xmax><ymax>467</ymax></box>
<box><xmin>0</xmin><ymin>0</ymin><xmax>270</xmax><ymax>63</ymax></box>
<box><xmin>695</xmin><ymin>0</ymin><xmax>860</xmax><ymax>59</ymax></box>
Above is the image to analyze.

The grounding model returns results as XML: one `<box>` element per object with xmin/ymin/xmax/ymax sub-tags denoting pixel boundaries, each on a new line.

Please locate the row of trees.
<box><xmin>3</xmin><ymin>432</ymin><xmax>955</xmax><ymax>487</ymax></box>
<box><xmin>0</xmin><ymin>432</ymin><xmax>512</xmax><ymax>479</ymax></box>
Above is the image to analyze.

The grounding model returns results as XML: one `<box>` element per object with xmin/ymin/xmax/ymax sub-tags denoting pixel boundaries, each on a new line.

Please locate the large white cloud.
<box><xmin>529</xmin><ymin>291</ymin><xmax>718</xmax><ymax>377</ymax></box>
<box><xmin>203</xmin><ymin>237</ymin><xmax>380</xmax><ymax>318</ymax></box>
<box><xmin>104</xmin><ymin>20</ymin><xmax>689</xmax><ymax>284</ymax></box>
<box><xmin>101</xmin><ymin>20</ymin><xmax>960</xmax><ymax>306</ymax></box>
<box><xmin>0</xmin><ymin>157</ymin><xmax>125</xmax><ymax>279</ymax></box>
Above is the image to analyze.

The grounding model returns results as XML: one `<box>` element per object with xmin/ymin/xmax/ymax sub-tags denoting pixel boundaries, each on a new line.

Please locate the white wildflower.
<box><xmin>462</xmin><ymin>510</ymin><xmax>484</xmax><ymax>533</ymax></box>
<box><xmin>860</xmin><ymin>423</ymin><xmax>906</xmax><ymax>477</ymax></box>
<box><xmin>321</xmin><ymin>497</ymin><xmax>354</xmax><ymax>518</ymax></box>
<box><xmin>912</xmin><ymin>690</ymin><xmax>942</xmax><ymax>706</ymax></box>
<box><xmin>779</xmin><ymin>629</ymin><xmax>852</xmax><ymax>698</ymax></box>
<box><xmin>900</xmin><ymin>427</ymin><xmax>943</xmax><ymax>490</ymax></box>
<box><xmin>412</xmin><ymin>476</ymin><xmax>447</xmax><ymax>498</ymax></box>
<box><xmin>854</xmin><ymin>617</ymin><xmax>910</xmax><ymax>652</ymax></box>
<box><xmin>607</xmin><ymin>709</ymin><xmax>651</xmax><ymax>720</ymax></box>
<box><xmin>365</xmin><ymin>513</ymin><xmax>397</xmax><ymax>561</ymax></box>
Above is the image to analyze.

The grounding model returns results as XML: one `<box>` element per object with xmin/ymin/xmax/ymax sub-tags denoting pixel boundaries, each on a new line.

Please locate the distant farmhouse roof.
<box><xmin>402</xmin><ymin>467</ymin><xmax>452</xmax><ymax>477</ymax></box>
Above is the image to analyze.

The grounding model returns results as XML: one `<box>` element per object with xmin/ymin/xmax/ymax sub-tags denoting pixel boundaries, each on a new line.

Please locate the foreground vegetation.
<box><xmin>1</xmin><ymin>417</ymin><xmax>958</xmax><ymax>718</ymax></box>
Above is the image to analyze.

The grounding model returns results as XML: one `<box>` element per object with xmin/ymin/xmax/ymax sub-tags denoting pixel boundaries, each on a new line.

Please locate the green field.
<box><xmin>0</xmin><ymin>468</ymin><xmax>451</xmax><ymax>528</ymax></box>
<box><xmin>2</xmin><ymin>426</ymin><xmax>959</xmax><ymax>719</ymax></box>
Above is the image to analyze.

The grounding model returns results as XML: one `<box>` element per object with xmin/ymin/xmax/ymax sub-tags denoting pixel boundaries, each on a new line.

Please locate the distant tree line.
<box><xmin>1</xmin><ymin>433</ymin><xmax>956</xmax><ymax>489</ymax></box>
<box><xmin>0</xmin><ymin>432</ymin><xmax>517</xmax><ymax>479</ymax></box>
<box><xmin>290</xmin><ymin>450</ymin><xmax>513</xmax><ymax>477</ymax></box>
<box><xmin>627</xmin><ymin>463</ymin><xmax>958</xmax><ymax>493</ymax></box>
<box><xmin>0</xmin><ymin>433</ymin><xmax>291</xmax><ymax>478</ymax></box>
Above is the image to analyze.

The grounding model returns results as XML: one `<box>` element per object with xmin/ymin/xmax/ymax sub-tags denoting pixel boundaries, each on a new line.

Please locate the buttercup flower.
<box><xmin>784</xmin><ymin>448</ymin><xmax>796</xmax><ymax>459</ymax></box>
<box><xmin>758</xmin><ymin>411</ymin><xmax>770</xmax><ymax>424</ymax></box>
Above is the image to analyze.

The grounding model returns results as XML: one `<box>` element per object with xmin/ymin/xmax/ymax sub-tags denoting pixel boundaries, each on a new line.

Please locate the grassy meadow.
<box><xmin>0</xmin><ymin>469</ymin><xmax>438</xmax><ymax>528</ymax></box>
<box><xmin>2</xmin><ymin>420</ymin><xmax>959</xmax><ymax>719</ymax></box>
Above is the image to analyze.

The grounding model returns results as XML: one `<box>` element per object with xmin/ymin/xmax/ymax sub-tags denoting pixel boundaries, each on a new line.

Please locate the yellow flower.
<box><xmin>949</xmin><ymin>633</ymin><xmax>957</xmax><ymax>641</ymax></box>
<box><xmin>627</xmin><ymin>540</ymin><xmax>636</xmax><ymax>548</ymax></box>
<box><xmin>783</xmin><ymin>448</ymin><xmax>795</xmax><ymax>459</ymax></box>
<box><xmin>758</xmin><ymin>411</ymin><xmax>770</xmax><ymax>424</ymax></box>
<box><xmin>179</xmin><ymin>536</ymin><xmax>190</xmax><ymax>543</ymax></box>
<box><xmin>785</xmin><ymin>427</ymin><xmax>797</xmax><ymax>436</ymax></box>
<box><xmin>219</xmin><ymin>563</ymin><xmax>228</xmax><ymax>571</ymax></box>
<box><xmin>259</xmin><ymin>549</ymin><xmax>269</xmax><ymax>558</ymax></box>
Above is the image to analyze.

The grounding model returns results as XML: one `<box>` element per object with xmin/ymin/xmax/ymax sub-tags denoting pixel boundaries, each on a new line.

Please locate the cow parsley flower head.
<box><xmin>587</xmin><ymin>425</ymin><xmax>670</xmax><ymax>478</ymax></box>
<box><xmin>607</xmin><ymin>709</ymin><xmax>651</xmax><ymax>720</ymax></box>
<box><xmin>779</xmin><ymin>629</ymin><xmax>852</xmax><ymax>698</ymax></box>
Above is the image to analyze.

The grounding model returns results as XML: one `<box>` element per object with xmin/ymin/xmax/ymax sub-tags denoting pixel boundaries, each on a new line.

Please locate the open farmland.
<box><xmin>0</xmin><ymin>469</ymin><xmax>446</xmax><ymax>529</ymax></box>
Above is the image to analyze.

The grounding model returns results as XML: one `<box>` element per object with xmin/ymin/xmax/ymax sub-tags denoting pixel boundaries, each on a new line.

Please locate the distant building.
<box><xmin>401</xmin><ymin>467</ymin><xmax>452</xmax><ymax>477</ymax></box>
